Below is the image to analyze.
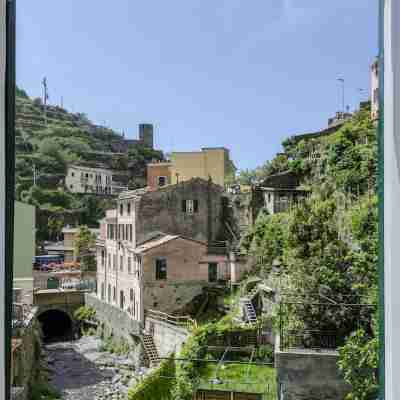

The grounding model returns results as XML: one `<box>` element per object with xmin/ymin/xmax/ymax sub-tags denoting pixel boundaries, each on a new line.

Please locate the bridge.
<box><xmin>33</xmin><ymin>289</ymin><xmax>87</xmax><ymax>340</ymax></box>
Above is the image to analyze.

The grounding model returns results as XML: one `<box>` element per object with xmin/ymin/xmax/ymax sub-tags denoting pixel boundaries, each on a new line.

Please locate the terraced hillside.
<box><xmin>14</xmin><ymin>87</ymin><xmax>163</xmax><ymax>242</ymax></box>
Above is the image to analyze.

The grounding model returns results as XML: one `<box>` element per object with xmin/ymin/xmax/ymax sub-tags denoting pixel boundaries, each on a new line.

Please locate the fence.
<box><xmin>279</xmin><ymin>299</ymin><xmax>376</xmax><ymax>351</ymax></box>
<box><xmin>145</xmin><ymin>309</ymin><xmax>197</xmax><ymax>330</ymax></box>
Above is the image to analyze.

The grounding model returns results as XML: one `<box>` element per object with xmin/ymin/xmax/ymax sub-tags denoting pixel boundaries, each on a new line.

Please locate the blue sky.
<box><xmin>16</xmin><ymin>1</ymin><xmax>378</xmax><ymax>170</ymax></box>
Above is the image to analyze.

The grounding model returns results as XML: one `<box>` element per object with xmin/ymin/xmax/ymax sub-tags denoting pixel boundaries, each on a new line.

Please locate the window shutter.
<box><xmin>194</xmin><ymin>200</ymin><xmax>199</xmax><ymax>213</ymax></box>
<box><xmin>182</xmin><ymin>200</ymin><xmax>187</xmax><ymax>213</ymax></box>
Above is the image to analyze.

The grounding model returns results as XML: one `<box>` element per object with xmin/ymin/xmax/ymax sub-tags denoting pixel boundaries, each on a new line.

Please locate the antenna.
<box><xmin>42</xmin><ymin>77</ymin><xmax>49</xmax><ymax>126</ymax></box>
<box><xmin>337</xmin><ymin>78</ymin><xmax>345</xmax><ymax>113</ymax></box>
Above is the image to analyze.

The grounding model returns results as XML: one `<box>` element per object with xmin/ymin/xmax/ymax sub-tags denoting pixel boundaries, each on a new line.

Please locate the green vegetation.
<box><xmin>198</xmin><ymin>363</ymin><xmax>276</xmax><ymax>399</ymax></box>
<box><xmin>30</xmin><ymin>374</ymin><xmax>61</xmax><ymax>400</ymax></box>
<box><xmin>98</xmin><ymin>335</ymin><xmax>131</xmax><ymax>355</ymax></box>
<box><xmin>14</xmin><ymin>87</ymin><xmax>164</xmax><ymax>240</ymax></box>
<box><xmin>74</xmin><ymin>226</ymin><xmax>97</xmax><ymax>272</ymax></box>
<box><xmin>127</xmin><ymin>357</ymin><xmax>175</xmax><ymax>400</ymax></box>
<box><xmin>241</xmin><ymin>106</ymin><xmax>378</xmax><ymax>399</ymax></box>
<box><xmin>73</xmin><ymin>306</ymin><xmax>96</xmax><ymax>321</ymax></box>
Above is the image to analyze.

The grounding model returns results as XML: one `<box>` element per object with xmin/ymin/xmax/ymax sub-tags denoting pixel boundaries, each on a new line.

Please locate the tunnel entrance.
<box><xmin>38</xmin><ymin>309</ymin><xmax>73</xmax><ymax>342</ymax></box>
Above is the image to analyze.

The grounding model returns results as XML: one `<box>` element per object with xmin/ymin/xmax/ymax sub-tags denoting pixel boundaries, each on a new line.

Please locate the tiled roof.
<box><xmin>134</xmin><ymin>234</ymin><xmax>206</xmax><ymax>254</ymax></box>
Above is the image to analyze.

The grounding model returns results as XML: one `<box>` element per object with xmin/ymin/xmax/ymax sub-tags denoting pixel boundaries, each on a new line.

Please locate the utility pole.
<box><xmin>42</xmin><ymin>77</ymin><xmax>49</xmax><ymax>126</ymax></box>
<box><xmin>337</xmin><ymin>78</ymin><xmax>345</xmax><ymax>113</ymax></box>
<box><xmin>33</xmin><ymin>163</ymin><xmax>37</xmax><ymax>186</ymax></box>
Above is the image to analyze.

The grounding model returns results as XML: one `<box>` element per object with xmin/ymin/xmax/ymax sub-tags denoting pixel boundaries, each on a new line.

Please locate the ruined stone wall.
<box><xmin>275</xmin><ymin>336</ymin><xmax>351</xmax><ymax>400</ymax></box>
<box><xmin>136</xmin><ymin>178</ymin><xmax>223</xmax><ymax>244</ymax></box>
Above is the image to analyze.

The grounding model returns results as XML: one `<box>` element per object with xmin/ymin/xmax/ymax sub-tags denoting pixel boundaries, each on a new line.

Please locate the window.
<box><xmin>182</xmin><ymin>199</ymin><xmax>198</xmax><ymax>214</ymax></box>
<box><xmin>108</xmin><ymin>254</ymin><xmax>111</xmax><ymax>270</ymax></box>
<box><xmin>120</xmin><ymin>203</ymin><xmax>123</xmax><ymax>216</ymax></box>
<box><xmin>125</xmin><ymin>224</ymin><xmax>129</xmax><ymax>241</ymax></box>
<box><xmin>113</xmin><ymin>286</ymin><xmax>116</xmax><ymax>302</ymax></box>
<box><xmin>208</xmin><ymin>263</ymin><xmax>218</xmax><ymax>283</ymax></box>
<box><xmin>113</xmin><ymin>254</ymin><xmax>117</xmax><ymax>271</ymax></box>
<box><xmin>268</xmin><ymin>193</ymin><xmax>271</xmax><ymax>202</ymax></box>
<box><xmin>158</xmin><ymin>176</ymin><xmax>166</xmax><ymax>187</ymax></box>
<box><xmin>129</xmin><ymin>224</ymin><xmax>133</xmax><ymax>242</ymax></box>
<box><xmin>130</xmin><ymin>288</ymin><xmax>134</xmax><ymax>301</ymax></box>
<box><xmin>120</xmin><ymin>255</ymin><xmax>123</xmax><ymax>272</ymax></box>
<box><xmin>71</xmin><ymin>172</ymin><xmax>74</xmax><ymax>177</ymax></box>
<box><xmin>128</xmin><ymin>257</ymin><xmax>132</xmax><ymax>273</ymax></box>
<box><xmin>156</xmin><ymin>258</ymin><xmax>167</xmax><ymax>280</ymax></box>
<box><xmin>101</xmin><ymin>250</ymin><xmax>105</xmax><ymax>267</ymax></box>
<box><xmin>101</xmin><ymin>283</ymin><xmax>105</xmax><ymax>300</ymax></box>
<box><xmin>127</xmin><ymin>203</ymin><xmax>131</xmax><ymax>215</ymax></box>
<box><xmin>108</xmin><ymin>284</ymin><xmax>111</xmax><ymax>303</ymax></box>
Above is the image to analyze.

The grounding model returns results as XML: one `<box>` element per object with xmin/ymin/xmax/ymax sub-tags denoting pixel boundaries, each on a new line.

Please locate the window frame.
<box><xmin>155</xmin><ymin>258</ymin><xmax>167</xmax><ymax>280</ymax></box>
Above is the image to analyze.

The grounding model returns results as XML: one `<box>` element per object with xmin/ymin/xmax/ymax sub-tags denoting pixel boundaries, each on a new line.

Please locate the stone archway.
<box><xmin>37</xmin><ymin>309</ymin><xmax>74</xmax><ymax>342</ymax></box>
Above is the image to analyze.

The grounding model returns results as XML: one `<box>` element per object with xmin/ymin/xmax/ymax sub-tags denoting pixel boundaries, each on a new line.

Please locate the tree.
<box><xmin>47</xmin><ymin>216</ymin><xmax>64</xmax><ymax>242</ymax></box>
<box><xmin>74</xmin><ymin>226</ymin><xmax>97</xmax><ymax>272</ymax></box>
<box><xmin>338</xmin><ymin>328</ymin><xmax>378</xmax><ymax>400</ymax></box>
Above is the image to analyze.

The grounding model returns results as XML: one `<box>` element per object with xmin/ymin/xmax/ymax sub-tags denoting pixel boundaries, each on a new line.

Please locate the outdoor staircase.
<box><xmin>142</xmin><ymin>334</ymin><xmax>159</xmax><ymax>367</ymax></box>
<box><xmin>243</xmin><ymin>298</ymin><xmax>258</xmax><ymax>325</ymax></box>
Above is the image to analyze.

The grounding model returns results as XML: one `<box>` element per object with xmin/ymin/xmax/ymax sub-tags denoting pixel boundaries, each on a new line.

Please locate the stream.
<box><xmin>43</xmin><ymin>336</ymin><xmax>149</xmax><ymax>400</ymax></box>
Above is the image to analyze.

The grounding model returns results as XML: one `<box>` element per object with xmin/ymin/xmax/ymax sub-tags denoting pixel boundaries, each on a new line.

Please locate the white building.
<box><xmin>65</xmin><ymin>165</ymin><xmax>127</xmax><ymax>195</ymax></box>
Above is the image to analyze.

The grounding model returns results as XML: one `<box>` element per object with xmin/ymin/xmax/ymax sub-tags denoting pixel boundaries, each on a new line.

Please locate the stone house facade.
<box><xmin>65</xmin><ymin>165</ymin><xmax>127</xmax><ymax>195</ymax></box>
<box><xmin>96</xmin><ymin>178</ymin><xmax>230</xmax><ymax>320</ymax></box>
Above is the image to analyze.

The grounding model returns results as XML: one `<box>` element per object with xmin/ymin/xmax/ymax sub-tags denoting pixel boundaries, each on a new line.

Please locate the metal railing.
<box><xmin>145</xmin><ymin>309</ymin><xmax>197</xmax><ymax>330</ymax></box>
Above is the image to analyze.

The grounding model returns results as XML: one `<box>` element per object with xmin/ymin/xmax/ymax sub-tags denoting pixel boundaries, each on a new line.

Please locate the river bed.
<box><xmin>44</xmin><ymin>336</ymin><xmax>149</xmax><ymax>400</ymax></box>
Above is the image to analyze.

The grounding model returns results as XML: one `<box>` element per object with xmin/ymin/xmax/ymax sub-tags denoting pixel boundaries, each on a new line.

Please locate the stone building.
<box><xmin>371</xmin><ymin>57</ymin><xmax>379</xmax><ymax>121</ymax></box>
<box><xmin>257</xmin><ymin>171</ymin><xmax>309</xmax><ymax>215</ymax></box>
<box><xmin>111</xmin><ymin>123</ymin><xmax>154</xmax><ymax>153</ymax></box>
<box><xmin>96</xmin><ymin>178</ymin><xmax>233</xmax><ymax>319</ymax></box>
<box><xmin>65</xmin><ymin>165</ymin><xmax>127</xmax><ymax>195</ymax></box>
<box><xmin>147</xmin><ymin>147</ymin><xmax>236</xmax><ymax>189</ymax></box>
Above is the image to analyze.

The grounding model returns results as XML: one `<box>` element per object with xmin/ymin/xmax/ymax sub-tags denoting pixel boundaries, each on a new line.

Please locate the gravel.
<box><xmin>44</xmin><ymin>336</ymin><xmax>150</xmax><ymax>400</ymax></box>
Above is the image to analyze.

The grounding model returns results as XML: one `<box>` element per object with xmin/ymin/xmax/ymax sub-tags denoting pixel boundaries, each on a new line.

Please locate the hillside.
<box><xmin>240</xmin><ymin>104</ymin><xmax>378</xmax><ymax>399</ymax></box>
<box><xmin>15</xmin><ymin>87</ymin><xmax>163</xmax><ymax>241</ymax></box>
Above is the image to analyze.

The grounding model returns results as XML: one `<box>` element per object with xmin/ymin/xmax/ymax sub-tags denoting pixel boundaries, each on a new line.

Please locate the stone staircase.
<box><xmin>142</xmin><ymin>334</ymin><xmax>159</xmax><ymax>367</ymax></box>
<box><xmin>243</xmin><ymin>298</ymin><xmax>258</xmax><ymax>325</ymax></box>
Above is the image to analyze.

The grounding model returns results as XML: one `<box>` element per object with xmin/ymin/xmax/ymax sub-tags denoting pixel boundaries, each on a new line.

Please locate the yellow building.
<box><xmin>169</xmin><ymin>147</ymin><xmax>236</xmax><ymax>187</ymax></box>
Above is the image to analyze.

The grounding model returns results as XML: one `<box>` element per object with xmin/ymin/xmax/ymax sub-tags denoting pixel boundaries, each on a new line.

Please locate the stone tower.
<box><xmin>139</xmin><ymin>123</ymin><xmax>154</xmax><ymax>149</ymax></box>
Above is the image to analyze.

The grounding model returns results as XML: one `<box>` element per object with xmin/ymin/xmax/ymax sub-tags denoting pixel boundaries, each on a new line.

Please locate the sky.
<box><xmin>16</xmin><ymin>1</ymin><xmax>378</xmax><ymax>171</ymax></box>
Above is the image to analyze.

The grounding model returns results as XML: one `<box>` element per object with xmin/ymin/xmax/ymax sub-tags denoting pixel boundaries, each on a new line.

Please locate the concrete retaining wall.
<box><xmin>145</xmin><ymin>317</ymin><xmax>189</xmax><ymax>357</ymax></box>
<box><xmin>275</xmin><ymin>336</ymin><xmax>351</xmax><ymax>400</ymax></box>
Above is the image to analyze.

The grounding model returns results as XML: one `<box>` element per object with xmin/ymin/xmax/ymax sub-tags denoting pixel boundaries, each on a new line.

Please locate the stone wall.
<box><xmin>275</xmin><ymin>336</ymin><xmax>351</xmax><ymax>400</ymax></box>
<box><xmin>145</xmin><ymin>317</ymin><xmax>189</xmax><ymax>357</ymax></box>
<box><xmin>12</xmin><ymin>309</ymin><xmax>42</xmax><ymax>400</ymax></box>
<box><xmin>143</xmin><ymin>281</ymin><xmax>206</xmax><ymax>315</ymax></box>
<box><xmin>85</xmin><ymin>293</ymin><xmax>141</xmax><ymax>339</ymax></box>
<box><xmin>136</xmin><ymin>178</ymin><xmax>224</xmax><ymax>244</ymax></box>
